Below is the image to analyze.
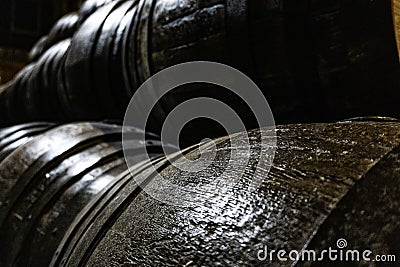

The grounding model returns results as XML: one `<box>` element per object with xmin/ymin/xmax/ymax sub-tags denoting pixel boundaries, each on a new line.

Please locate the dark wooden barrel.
<box><xmin>50</xmin><ymin>121</ymin><xmax>400</xmax><ymax>266</ymax></box>
<box><xmin>45</xmin><ymin>13</ymin><xmax>79</xmax><ymax>53</ymax></box>
<box><xmin>147</xmin><ymin>0</ymin><xmax>400</xmax><ymax>123</ymax></box>
<box><xmin>0</xmin><ymin>40</ymin><xmax>72</xmax><ymax>123</ymax></box>
<box><xmin>0</xmin><ymin>121</ymin><xmax>162</xmax><ymax>267</ymax></box>
<box><xmin>1</xmin><ymin>0</ymin><xmax>400</xmax><ymax>128</ymax></box>
<box><xmin>0</xmin><ymin>64</ymin><xmax>36</xmax><ymax>123</ymax></box>
<box><xmin>0</xmin><ymin>121</ymin><xmax>399</xmax><ymax>266</ymax></box>
<box><xmin>29</xmin><ymin>13</ymin><xmax>78</xmax><ymax>62</ymax></box>
<box><xmin>29</xmin><ymin>36</ymin><xmax>50</xmax><ymax>62</ymax></box>
<box><xmin>26</xmin><ymin>39</ymin><xmax>72</xmax><ymax>121</ymax></box>
<box><xmin>77</xmin><ymin>0</ymin><xmax>119</xmax><ymax>25</ymax></box>
<box><xmin>62</xmin><ymin>0</ymin><xmax>400</xmax><ymax>124</ymax></box>
<box><xmin>63</xmin><ymin>0</ymin><xmax>132</xmax><ymax>119</ymax></box>
<box><xmin>0</xmin><ymin>122</ymin><xmax>56</xmax><ymax>162</ymax></box>
<box><xmin>29</xmin><ymin>0</ymin><xmax>118</xmax><ymax>62</ymax></box>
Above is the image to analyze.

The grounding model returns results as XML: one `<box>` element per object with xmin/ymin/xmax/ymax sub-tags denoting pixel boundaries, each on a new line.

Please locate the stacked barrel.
<box><xmin>0</xmin><ymin>122</ymin><xmax>163</xmax><ymax>266</ymax></box>
<box><xmin>0</xmin><ymin>0</ymin><xmax>399</xmax><ymax>127</ymax></box>
<box><xmin>0</xmin><ymin>0</ymin><xmax>399</xmax><ymax>266</ymax></box>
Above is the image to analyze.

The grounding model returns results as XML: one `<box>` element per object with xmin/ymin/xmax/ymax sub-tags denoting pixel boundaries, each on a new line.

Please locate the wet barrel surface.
<box><xmin>72</xmin><ymin>121</ymin><xmax>400</xmax><ymax>266</ymax></box>
<box><xmin>0</xmin><ymin>122</ymin><xmax>163</xmax><ymax>266</ymax></box>
<box><xmin>1</xmin><ymin>121</ymin><xmax>398</xmax><ymax>266</ymax></box>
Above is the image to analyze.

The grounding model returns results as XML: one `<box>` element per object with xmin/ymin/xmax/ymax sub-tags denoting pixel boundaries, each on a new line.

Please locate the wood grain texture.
<box><xmin>1</xmin><ymin>0</ymin><xmax>400</xmax><ymax>135</ymax></box>
<box><xmin>46</xmin><ymin>122</ymin><xmax>400</xmax><ymax>266</ymax></box>
<box><xmin>0</xmin><ymin>121</ymin><xmax>162</xmax><ymax>266</ymax></box>
<box><xmin>0</xmin><ymin>122</ymin><xmax>399</xmax><ymax>265</ymax></box>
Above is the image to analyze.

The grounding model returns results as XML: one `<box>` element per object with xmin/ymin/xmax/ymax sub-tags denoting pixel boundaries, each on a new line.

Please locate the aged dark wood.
<box><xmin>63</xmin><ymin>0</ymin><xmax>124</xmax><ymax>119</ymax></box>
<box><xmin>50</xmin><ymin>122</ymin><xmax>400</xmax><ymax>266</ymax></box>
<box><xmin>9</xmin><ymin>40</ymin><xmax>72</xmax><ymax>122</ymax></box>
<box><xmin>45</xmin><ymin>40</ymin><xmax>72</xmax><ymax>120</ymax></box>
<box><xmin>0</xmin><ymin>121</ymin><xmax>162</xmax><ymax>266</ymax></box>
<box><xmin>149</xmin><ymin>0</ymin><xmax>400</xmax><ymax>123</ymax></box>
<box><xmin>0</xmin><ymin>123</ymin><xmax>56</xmax><ymax>162</ymax></box>
<box><xmin>1</xmin><ymin>121</ymin><xmax>398</xmax><ymax>266</ymax></box>
<box><xmin>25</xmin><ymin>45</ymin><xmax>57</xmax><ymax>120</ymax></box>
<box><xmin>92</xmin><ymin>1</ymin><xmax>135</xmax><ymax>119</ymax></box>
<box><xmin>1</xmin><ymin>0</ymin><xmax>399</xmax><ymax>131</ymax></box>
<box><xmin>78</xmin><ymin>0</ymin><xmax>117</xmax><ymax>25</ymax></box>
<box><xmin>300</xmin><ymin>145</ymin><xmax>400</xmax><ymax>266</ymax></box>
<box><xmin>45</xmin><ymin>13</ymin><xmax>79</xmax><ymax>55</ymax></box>
<box><xmin>29</xmin><ymin>36</ymin><xmax>49</xmax><ymax>62</ymax></box>
<box><xmin>28</xmin><ymin>13</ymin><xmax>78</xmax><ymax>62</ymax></box>
<box><xmin>8</xmin><ymin>64</ymin><xmax>36</xmax><ymax>122</ymax></box>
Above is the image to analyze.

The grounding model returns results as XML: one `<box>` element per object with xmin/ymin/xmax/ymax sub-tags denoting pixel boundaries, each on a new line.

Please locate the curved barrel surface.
<box><xmin>1</xmin><ymin>122</ymin><xmax>397</xmax><ymax>266</ymax></box>
<box><xmin>0</xmin><ymin>122</ymin><xmax>162</xmax><ymax>266</ymax></box>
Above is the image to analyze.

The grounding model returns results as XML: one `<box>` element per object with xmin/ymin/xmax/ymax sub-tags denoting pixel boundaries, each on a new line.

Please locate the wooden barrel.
<box><xmin>0</xmin><ymin>122</ymin><xmax>56</xmax><ymax>162</ymax></box>
<box><xmin>45</xmin><ymin>13</ymin><xmax>79</xmax><ymax>54</ymax></box>
<box><xmin>77</xmin><ymin>0</ymin><xmax>119</xmax><ymax>25</ymax></box>
<box><xmin>59</xmin><ymin>0</ymin><xmax>400</xmax><ymax>136</ymax></box>
<box><xmin>147</xmin><ymin>0</ymin><xmax>400</xmax><ymax>123</ymax></box>
<box><xmin>0</xmin><ymin>64</ymin><xmax>36</xmax><ymax>123</ymax></box>
<box><xmin>0</xmin><ymin>121</ymin><xmax>399</xmax><ymax>265</ymax></box>
<box><xmin>29</xmin><ymin>0</ymin><xmax>118</xmax><ymax>62</ymax></box>
<box><xmin>1</xmin><ymin>0</ymin><xmax>400</xmax><ymax>128</ymax></box>
<box><xmin>0</xmin><ymin>121</ymin><xmax>162</xmax><ymax>266</ymax></box>
<box><xmin>26</xmin><ymin>40</ymin><xmax>72</xmax><ymax>121</ymax></box>
<box><xmin>29</xmin><ymin>36</ymin><xmax>49</xmax><ymax>62</ymax></box>
<box><xmin>1</xmin><ymin>40</ymin><xmax>72</xmax><ymax>123</ymax></box>
<box><xmin>28</xmin><ymin>13</ymin><xmax>78</xmax><ymax>62</ymax></box>
<box><xmin>63</xmin><ymin>0</ymin><xmax>133</xmax><ymax>119</ymax></box>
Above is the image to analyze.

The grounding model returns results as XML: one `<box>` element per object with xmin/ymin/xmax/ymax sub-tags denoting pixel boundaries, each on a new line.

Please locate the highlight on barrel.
<box><xmin>0</xmin><ymin>121</ymin><xmax>163</xmax><ymax>266</ymax></box>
